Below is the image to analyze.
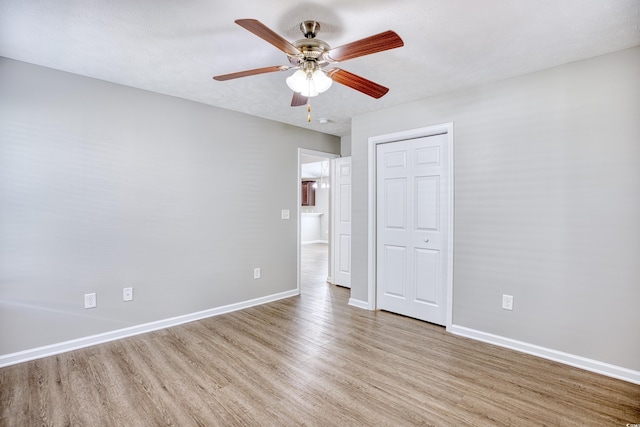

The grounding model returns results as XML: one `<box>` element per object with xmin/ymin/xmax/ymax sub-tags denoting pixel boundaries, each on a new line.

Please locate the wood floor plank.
<box><xmin>1</xmin><ymin>243</ymin><xmax>639</xmax><ymax>426</ymax></box>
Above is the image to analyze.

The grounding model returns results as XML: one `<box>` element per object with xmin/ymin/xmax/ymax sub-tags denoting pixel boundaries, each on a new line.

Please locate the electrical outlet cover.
<box><xmin>123</xmin><ymin>287</ymin><xmax>133</xmax><ymax>301</ymax></box>
<box><xmin>84</xmin><ymin>293</ymin><xmax>97</xmax><ymax>309</ymax></box>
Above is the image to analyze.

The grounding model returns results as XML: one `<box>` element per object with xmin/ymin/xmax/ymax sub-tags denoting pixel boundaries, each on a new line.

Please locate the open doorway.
<box><xmin>298</xmin><ymin>149</ymin><xmax>339</xmax><ymax>295</ymax></box>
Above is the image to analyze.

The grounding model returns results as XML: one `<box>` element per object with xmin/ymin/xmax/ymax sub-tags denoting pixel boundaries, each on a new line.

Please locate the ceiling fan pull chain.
<box><xmin>307</xmin><ymin>78</ymin><xmax>312</xmax><ymax>122</ymax></box>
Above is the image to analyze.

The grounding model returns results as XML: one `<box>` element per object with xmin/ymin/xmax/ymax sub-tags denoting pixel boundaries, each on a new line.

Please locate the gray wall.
<box><xmin>0</xmin><ymin>58</ymin><xmax>339</xmax><ymax>355</ymax></box>
<box><xmin>350</xmin><ymin>46</ymin><xmax>640</xmax><ymax>371</ymax></box>
<box><xmin>340</xmin><ymin>135</ymin><xmax>352</xmax><ymax>157</ymax></box>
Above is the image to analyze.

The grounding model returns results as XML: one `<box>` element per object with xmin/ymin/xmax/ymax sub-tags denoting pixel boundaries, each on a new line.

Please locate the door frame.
<box><xmin>367</xmin><ymin>123</ymin><xmax>454</xmax><ymax>328</ymax></box>
<box><xmin>297</xmin><ymin>148</ymin><xmax>340</xmax><ymax>293</ymax></box>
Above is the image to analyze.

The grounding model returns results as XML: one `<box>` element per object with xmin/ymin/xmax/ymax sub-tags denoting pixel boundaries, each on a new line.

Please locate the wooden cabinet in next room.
<box><xmin>301</xmin><ymin>180</ymin><xmax>316</xmax><ymax>206</ymax></box>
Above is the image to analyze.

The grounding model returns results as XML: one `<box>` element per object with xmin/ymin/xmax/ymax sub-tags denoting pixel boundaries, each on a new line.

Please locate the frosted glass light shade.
<box><xmin>301</xmin><ymin>82</ymin><xmax>319</xmax><ymax>98</ymax></box>
<box><xmin>286</xmin><ymin>70</ymin><xmax>307</xmax><ymax>92</ymax></box>
<box><xmin>312</xmin><ymin>70</ymin><xmax>332</xmax><ymax>93</ymax></box>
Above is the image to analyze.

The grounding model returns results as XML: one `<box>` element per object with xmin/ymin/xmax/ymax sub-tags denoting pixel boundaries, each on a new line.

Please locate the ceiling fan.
<box><xmin>213</xmin><ymin>19</ymin><xmax>404</xmax><ymax>120</ymax></box>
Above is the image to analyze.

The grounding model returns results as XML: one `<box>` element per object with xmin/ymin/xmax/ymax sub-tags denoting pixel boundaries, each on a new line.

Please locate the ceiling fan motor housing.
<box><xmin>287</xmin><ymin>21</ymin><xmax>331</xmax><ymax>68</ymax></box>
<box><xmin>291</xmin><ymin>39</ymin><xmax>330</xmax><ymax>65</ymax></box>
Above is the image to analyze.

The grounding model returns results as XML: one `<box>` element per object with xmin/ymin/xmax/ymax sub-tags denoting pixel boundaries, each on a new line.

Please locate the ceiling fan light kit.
<box><xmin>213</xmin><ymin>19</ymin><xmax>404</xmax><ymax>122</ymax></box>
<box><xmin>286</xmin><ymin>68</ymin><xmax>332</xmax><ymax>97</ymax></box>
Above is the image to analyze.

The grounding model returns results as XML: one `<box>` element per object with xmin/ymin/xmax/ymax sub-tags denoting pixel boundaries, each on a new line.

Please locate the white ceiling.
<box><xmin>1</xmin><ymin>1</ymin><xmax>639</xmax><ymax>137</ymax></box>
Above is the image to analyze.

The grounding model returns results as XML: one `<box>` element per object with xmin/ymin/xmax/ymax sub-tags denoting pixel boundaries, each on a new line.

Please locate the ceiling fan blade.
<box><xmin>327</xmin><ymin>68</ymin><xmax>389</xmax><ymax>99</ymax></box>
<box><xmin>235</xmin><ymin>19</ymin><xmax>300</xmax><ymax>56</ymax></box>
<box><xmin>324</xmin><ymin>30</ymin><xmax>404</xmax><ymax>63</ymax></box>
<box><xmin>291</xmin><ymin>92</ymin><xmax>308</xmax><ymax>107</ymax></box>
<box><xmin>213</xmin><ymin>65</ymin><xmax>290</xmax><ymax>81</ymax></box>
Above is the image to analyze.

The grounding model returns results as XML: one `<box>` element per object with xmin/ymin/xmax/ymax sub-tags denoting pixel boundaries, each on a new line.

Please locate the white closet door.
<box><xmin>376</xmin><ymin>134</ymin><xmax>449</xmax><ymax>325</ymax></box>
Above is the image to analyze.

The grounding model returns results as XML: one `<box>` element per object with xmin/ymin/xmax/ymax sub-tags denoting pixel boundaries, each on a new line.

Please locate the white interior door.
<box><xmin>332</xmin><ymin>157</ymin><xmax>351</xmax><ymax>288</ymax></box>
<box><xmin>376</xmin><ymin>134</ymin><xmax>449</xmax><ymax>325</ymax></box>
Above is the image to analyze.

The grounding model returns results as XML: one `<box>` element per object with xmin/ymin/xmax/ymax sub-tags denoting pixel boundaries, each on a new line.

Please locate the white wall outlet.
<box><xmin>502</xmin><ymin>294</ymin><xmax>514</xmax><ymax>311</ymax></box>
<box><xmin>123</xmin><ymin>287</ymin><xmax>133</xmax><ymax>302</ymax></box>
<box><xmin>84</xmin><ymin>293</ymin><xmax>97</xmax><ymax>309</ymax></box>
<box><xmin>253</xmin><ymin>267</ymin><xmax>261</xmax><ymax>279</ymax></box>
<box><xmin>281</xmin><ymin>209</ymin><xmax>290</xmax><ymax>220</ymax></box>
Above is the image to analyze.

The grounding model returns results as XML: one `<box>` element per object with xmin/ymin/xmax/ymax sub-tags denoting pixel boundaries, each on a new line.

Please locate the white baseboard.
<box><xmin>348</xmin><ymin>298</ymin><xmax>370</xmax><ymax>310</ymax></box>
<box><xmin>448</xmin><ymin>324</ymin><xmax>640</xmax><ymax>385</ymax></box>
<box><xmin>0</xmin><ymin>289</ymin><xmax>299</xmax><ymax>368</ymax></box>
<box><xmin>301</xmin><ymin>240</ymin><xmax>329</xmax><ymax>245</ymax></box>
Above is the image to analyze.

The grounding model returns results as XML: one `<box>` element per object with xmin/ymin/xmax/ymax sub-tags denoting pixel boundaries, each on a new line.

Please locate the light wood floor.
<box><xmin>1</xmin><ymin>243</ymin><xmax>639</xmax><ymax>426</ymax></box>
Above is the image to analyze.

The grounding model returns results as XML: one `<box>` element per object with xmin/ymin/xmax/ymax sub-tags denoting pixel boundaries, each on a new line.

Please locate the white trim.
<box><xmin>367</xmin><ymin>123</ymin><xmax>455</xmax><ymax>324</ymax></box>
<box><xmin>330</xmin><ymin>157</ymin><xmax>337</xmax><ymax>287</ymax></box>
<box><xmin>449</xmin><ymin>324</ymin><xmax>640</xmax><ymax>385</ymax></box>
<box><xmin>348</xmin><ymin>298</ymin><xmax>370</xmax><ymax>310</ymax></box>
<box><xmin>0</xmin><ymin>289</ymin><xmax>298</xmax><ymax>368</ymax></box>
<box><xmin>367</xmin><ymin>140</ymin><xmax>377</xmax><ymax>310</ymax></box>
<box><xmin>301</xmin><ymin>240</ymin><xmax>329</xmax><ymax>245</ymax></box>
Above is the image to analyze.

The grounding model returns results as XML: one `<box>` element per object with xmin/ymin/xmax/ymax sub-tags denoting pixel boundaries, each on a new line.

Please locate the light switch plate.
<box><xmin>502</xmin><ymin>294</ymin><xmax>514</xmax><ymax>311</ymax></box>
